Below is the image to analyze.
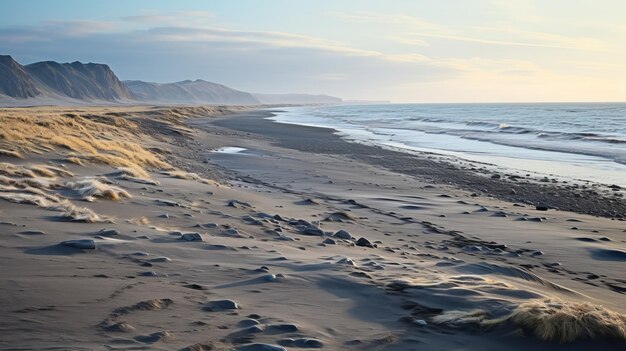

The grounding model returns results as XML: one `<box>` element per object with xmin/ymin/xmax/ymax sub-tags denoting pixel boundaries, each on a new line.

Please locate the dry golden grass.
<box><xmin>0</xmin><ymin>162</ymin><xmax>38</xmax><ymax>178</ymax></box>
<box><xmin>504</xmin><ymin>299</ymin><xmax>626</xmax><ymax>343</ymax></box>
<box><xmin>163</xmin><ymin>170</ymin><xmax>220</xmax><ymax>186</ymax></box>
<box><xmin>0</xmin><ymin>107</ymin><xmax>172</xmax><ymax>178</ymax></box>
<box><xmin>0</xmin><ymin>162</ymin><xmax>74</xmax><ymax>179</ymax></box>
<box><xmin>66</xmin><ymin>156</ymin><xmax>84</xmax><ymax>166</ymax></box>
<box><xmin>0</xmin><ymin>183</ymin><xmax>106</xmax><ymax>222</ymax></box>
<box><xmin>65</xmin><ymin>178</ymin><xmax>131</xmax><ymax>202</ymax></box>
<box><xmin>128</xmin><ymin>216</ymin><xmax>150</xmax><ymax>225</ymax></box>
<box><xmin>0</xmin><ymin>148</ymin><xmax>23</xmax><ymax>158</ymax></box>
<box><xmin>434</xmin><ymin>298</ymin><xmax>626</xmax><ymax>343</ymax></box>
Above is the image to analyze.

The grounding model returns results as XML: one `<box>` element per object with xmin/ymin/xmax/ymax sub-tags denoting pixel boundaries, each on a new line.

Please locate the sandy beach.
<box><xmin>1</xmin><ymin>106</ymin><xmax>625</xmax><ymax>351</ymax></box>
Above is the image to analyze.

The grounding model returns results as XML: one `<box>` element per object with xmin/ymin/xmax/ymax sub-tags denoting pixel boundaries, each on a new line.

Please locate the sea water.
<box><xmin>269</xmin><ymin>103</ymin><xmax>626</xmax><ymax>186</ymax></box>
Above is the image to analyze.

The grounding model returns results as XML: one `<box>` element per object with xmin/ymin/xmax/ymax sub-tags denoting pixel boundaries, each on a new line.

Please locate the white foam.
<box><xmin>213</xmin><ymin>147</ymin><xmax>247</xmax><ymax>154</ymax></box>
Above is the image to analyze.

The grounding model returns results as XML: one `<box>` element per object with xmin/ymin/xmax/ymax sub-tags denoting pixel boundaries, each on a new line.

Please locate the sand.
<box><xmin>0</xmin><ymin>106</ymin><xmax>625</xmax><ymax>350</ymax></box>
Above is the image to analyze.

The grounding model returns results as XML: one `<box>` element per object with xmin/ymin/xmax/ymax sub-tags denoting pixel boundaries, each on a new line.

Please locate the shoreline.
<box><xmin>208</xmin><ymin>109</ymin><xmax>626</xmax><ymax>219</ymax></box>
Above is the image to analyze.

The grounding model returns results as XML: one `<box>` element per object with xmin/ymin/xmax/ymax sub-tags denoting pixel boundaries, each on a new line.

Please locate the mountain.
<box><xmin>24</xmin><ymin>61</ymin><xmax>133</xmax><ymax>100</ymax></box>
<box><xmin>0</xmin><ymin>55</ymin><xmax>133</xmax><ymax>104</ymax></box>
<box><xmin>0</xmin><ymin>55</ymin><xmax>41</xmax><ymax>98</ymax></box>
<box><xmin>0</xmin><ymin>55</ymin><xmax>343</xmax><ymax>106</ymax></box>
<box><xmin>124</xmin><ymin>79</ymin><xmax>259</xmax><ymax>105</ymax></box>
<box><xmin>253</xmin><ymin>93</ymin><xmax>342</xmax><ymax>104</ymax></box>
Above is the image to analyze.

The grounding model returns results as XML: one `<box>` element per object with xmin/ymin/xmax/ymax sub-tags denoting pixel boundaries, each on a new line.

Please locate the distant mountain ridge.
<box><xmin>0</xmin><ymin>55</ymin><xmax>342</xmax><ymax>106</ymax></box>
<box><xmin>0</xmin><ymin>55</ymin><xmax>46</xmax><ymax>98</ymax></box>
<box><xmin>25</xmin><ymin>61</ymin><xmax>133</xmax><ymax>100</ymax></box>
<box><xmin>125</xmin><ymin>79</ymin><xmax>260</xmax><ymax>104</ymax></box>
<box><xmin>253</xmin><ymin>93</ymin><xmax>341</xmax><ymax>104</ymax></box>
<box><xmin>0</xmin><ymin>55</ymin><xmax>133</xmax><ymax>102</ymax></box>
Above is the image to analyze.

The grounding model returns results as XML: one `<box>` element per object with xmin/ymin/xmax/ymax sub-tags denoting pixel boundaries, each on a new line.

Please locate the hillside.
<box><xmin>124</xmin><ymin>79</ymin><xmax>260</xmax><ymax>105</ymax></box>
<box><xmin>0</xmin><ymin>55</ymin><xmax>41</xmax><ymax>98</ymax></box>
<box><xmin>25</xmin><ymin>61</ymin><xmax>133</xmax><ymax>100</ymax></box>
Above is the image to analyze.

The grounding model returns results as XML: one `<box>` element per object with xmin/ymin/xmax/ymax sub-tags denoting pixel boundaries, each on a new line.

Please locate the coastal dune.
<box><xmin>0</xmin><ymin>106</ymin><xmax>625</xmax><ymax>350</ymax></box>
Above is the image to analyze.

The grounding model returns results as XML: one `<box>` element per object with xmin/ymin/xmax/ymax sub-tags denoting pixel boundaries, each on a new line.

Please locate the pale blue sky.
<box><xmin>1</xmin><ymin>0</ymin><xmax>625</xmax><ymax>102</ymax></box>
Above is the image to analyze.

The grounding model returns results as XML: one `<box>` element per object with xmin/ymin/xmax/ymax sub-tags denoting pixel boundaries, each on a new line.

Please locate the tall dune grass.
<box><xmin>503</xmin><ymin>299</ymin><xmax>626</xmax><ymax>343</ymax></box>
<box><xmin>433</xmin><ymin>298</ymin><xmax>626</xmax><ymax>343</ymax></box>
<box><xmin>0</xmin><ymin>108</ymin><xmax>172</xmax><ymax>178</ymax></box>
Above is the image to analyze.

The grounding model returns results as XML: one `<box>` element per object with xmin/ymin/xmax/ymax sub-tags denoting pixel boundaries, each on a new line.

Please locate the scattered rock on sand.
<box><xmin>333</xmin><ymin>230</ymin><xmax>353</xmax><ymax>240</ymax></box>
<box><xmin>184</xmin><ymin>283</ymin><xmax>207</xmax><ymax>290</ymax></box>
<box><xmin>355</xmin><ymin>237</ymin><xmax>374</xmax><ymax>248</ymax></box>
<box><xmin>98</xmin><ymin>228</ymin><xmax>119</xmax><ymax>236</ymax></box>
<box><xmin>323</xmin><ymin>238</ymin><xmax>336</xmax><ymax>245</ymax></box>
<box><xmin>204</xmin><ymin>299</ymin><xmax>239</xmax><ymax>311</ymax></box>
<box><xmin>134</xmin><ymin>331</ymin><xmax>174</xmax><ymax>343</ymax></box>
<box><xmin>302</xmin><ymin>225</ymin><xmax>324</xmax><ymax>236</ymax></box>
<box><xmin>155</xmin><ymin>199</ymin><xmax>182</xmax><ymax>207</ymax></box>
<box><xmin>103</xmin><ymin>321</ymin><xmax>136</xmax><ymax>333</ymax></box>
<box><xmin>238</xmin><ymin>319</ymin><xmax>260</xmax><ymax>327</ymax></box>
<box><xmin>297</xmin><ymin>198</ymin><xmax>319</xmax><ymax>205</ymax></box>
<box><xmin>196</xmin><ymin>223</ymin><xmax>218</xmax><ymax>229</ymax></box>
<box><xmin>60</xmin><ymin>239</ymin><xmax>96</xmax><ymax>250</ymax></box>
<box><xmin>19</xmin><ymin>230</ymin><xmax>46</xmax><ymax>235</ymax></box>
<box><xmin>324</xmin><ymin>212</ymin><xmax>355</xmax><ymax>222</ymax></box>
<box><xmin>536</xmin><ymin>205</ymin><xmax>549</xmax><ymax>211</ymax></box>
<box><xmin>278</xmin><ymin>338</ymin><xmax>324</xmax><ymax>348</ymax></box>
<box><xmin>139</xmin><ymin>271</ymin><xmax>159</xmax><ymax>277</ymax></box>
<box><xmin>112</xmin><ymin>298</ymin><xmax>174</xmax><ymax>316</ymax></box>
<box><xmin>181</xmin><ymin>232</ymin><xmax>204</xmax><ymax>241</ymax></box>
<box><xmin>180</xmin><ymin>342</ymin><xmax>214</xmax><ymax>351</ymax></box>
<box><xmin>236</xmin><ymin>344</ymin><xmax>286</xmax><ymax>351</ymax></box>
<box><xmin>266</xmin><ymin>323</ymin><xmax>299</xmax><ymax>333</ymax></box>
<box><xmin>228</xmin><ymin>199</ymin><xmax>251</xmax><ymax>208</ymax></box>
<box><xmin>337</xmin><ymin>257</ymin><xmax>356</xmax><ymax>266</ymax></box>
<box><xmin>262</xmin><ymin>273</ymin><xmax>285</xmax><ymax>282</ymax></box>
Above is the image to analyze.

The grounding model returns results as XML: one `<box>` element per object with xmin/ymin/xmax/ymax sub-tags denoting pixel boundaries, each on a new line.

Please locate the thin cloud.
<box><xmin>332</xmin><ymin>10</ymin><xmax>610</xmax><ymax>51</ymax></box>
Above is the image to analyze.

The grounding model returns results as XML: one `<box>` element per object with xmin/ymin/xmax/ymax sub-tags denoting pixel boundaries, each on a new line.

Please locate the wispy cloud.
<box><xmin>331</xmin><ymin>11</ymin><xmax>610</xmax><ymax>51</ymax></box>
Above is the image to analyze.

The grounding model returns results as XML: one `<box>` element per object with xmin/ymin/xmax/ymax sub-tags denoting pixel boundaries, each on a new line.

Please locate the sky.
<box><xmin>1</xmin><ymin>0</ymin><xmax>625</xmax><ymax>103</ymax></box>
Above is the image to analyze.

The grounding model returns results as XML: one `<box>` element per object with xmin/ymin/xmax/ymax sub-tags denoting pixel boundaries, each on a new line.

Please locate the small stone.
<box><xmin>103</xmin><ymin>321</ymin><xmax>136</xmax><ymax>333</ymax></box>
<box><xmin>322</xmin><ymin>238</ymin><xmax>336</xmax><ymax>245</ymax></box>
<box><xmin>238</xmin><ymin>319</ymin><xmax>260</xmax><ymax>328</ymax></box>
<box><xmin>236</xmin><ymin>344</ymin><xmax>286</xmax><ymax>351</ymax></box>
<box><xmin>98</xmin><ymin>228</ymin><xmax>119</xmax><ymax>236</ymax></box>
<box><xmin>414</xmin><ymin>319</ymin><xmax>427</xmax><ymax>327</ymax></box>
<box><xmin>535</xmin><ymin>205</ymin><xmax>549</xmax><ymax>211</ymax></box>
<box><xmin>333</xmin><ymin>230</ymin><xmax>353</xmax><ymax>240</ymax></box>
<box><xmin>19</xmin><ymin>230</ymin><xmax>46</xmax><ymax>235</ymax></box>
<box><xmin>60</xmin><ymin>239</ymin><xmax>96</xmax><ymax>250</ymax></box>
<box><xmin>139</xmin><ymin>271</ymin><xmax>159</xmax><ymax>277</ymax></box>
<box><xmin>302</xmin><ymin>225</ymin><xmax>324</xmax><ymax>236</ymax></box>
<box><xmin>278</xmin><ymin>338</ymin><xmax>324</xmax><ymax>348</ymax></box>
<box><xmin>355</xmin><ymin>237</ymin><xmax>373</xmax><ymax>248</ymax></box>
<box><xmin>181</xmin><ymin>232</ymin><xmax>204</xmax><ymax>241</ymax></box>
<box><xmin>266</xmin><ymin>323</ymin><xmax>298</xmax><ymax>333</ymax></box>
<box><xmin>204</xmin><ymin>299</ymin><xmax>239</xmax><ymax>311</ymax></box>
<box><xmin>134</xmin><ymin>331</ymin><xmax>174</xmax><ymax>343</ymax></box>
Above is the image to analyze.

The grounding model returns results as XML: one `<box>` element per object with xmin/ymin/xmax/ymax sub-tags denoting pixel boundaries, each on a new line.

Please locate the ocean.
<box><xmin>269</xmin><ymin>103</ymin><xmax>626</xmax><ymax>186</ymax></box>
